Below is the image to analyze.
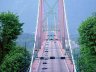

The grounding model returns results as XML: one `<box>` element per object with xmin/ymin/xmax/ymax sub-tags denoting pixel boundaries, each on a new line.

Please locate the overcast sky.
<box><xmin>0</xmin><ymin>0</ymin><xmax>96</xmax><ymax>37</ymax></box>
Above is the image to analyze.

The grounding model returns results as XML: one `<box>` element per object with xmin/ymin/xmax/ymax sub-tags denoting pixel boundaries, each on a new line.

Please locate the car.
<box><xmin>50</xmin><ymin>39</ymin><xmax>53</xmax><ymax>40</ymax></box>
<box><xmin>35</xmin><ymin>49</ymin><xmax>38</xmax><ymax>51</ymax></box>
<box><xmin>60</xmin><ymin>57</ymin><xmax>65</xmax><ymax>59</ymax></box>
<box><xmin>42</xmin><ymin>67</ymin><xmax>48</xmax><ymax>70</ymax></box>
<box><xmin>50</xmin><ymin>56</ymin><xmax>55</xmax><ymax>59</ymax></box>
<box><xmin>55</xmin><ymin>39</ymin><xmax>58</xmax><ymax>40</ymax></box>
<box><xmin>40</xmin><ymin>57</ymin><xmax>44</xmax><ymax>60</ymax></box>
<box><xmin>45</xmin><ymin>51</ymin><xmax>48</xmax><ymax>52</ymax></box>
<box><xmin>43</xmin><ymin>62</ymin><xmax>47</xmax><ymax>64</ymax></box>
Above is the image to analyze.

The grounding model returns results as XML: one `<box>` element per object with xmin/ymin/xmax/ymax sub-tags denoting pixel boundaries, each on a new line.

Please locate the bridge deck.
<box><xmin>32</xmin><ymin>40</ymin><xmax>74</xmax><ymax>72</ymax></box>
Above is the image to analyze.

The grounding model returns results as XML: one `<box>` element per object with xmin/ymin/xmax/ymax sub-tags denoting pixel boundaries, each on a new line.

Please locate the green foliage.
<box><xmin>0</xmin><ymin>46</ymin><xmax>31</xmax><ymax>72</ymax></box>
<box><xmin>79</xmin><ymin>16</ymin><xmax>96</xmax><ymax>54</ymax></box>
<box><xmin>0</xmin><ymin>12</ymin><xmax>31</xmax><ymax>71</ymax></box>
<box><xmin>0</xmin><ymin>12</ymin><xmax>23</xmax><ymax>48</ymax></box>
<box><xmin>0</xmin><ymin>12</ymin><xmax>23</xmax><ymax>63</ymax></box>
<box><xmin>78</xmin><ymin>15</ymin><xmax>96</xmax><ymax>72</ymax></box>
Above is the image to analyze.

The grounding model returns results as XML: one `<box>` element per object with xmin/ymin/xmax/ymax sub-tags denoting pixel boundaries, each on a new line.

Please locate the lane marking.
<box><xmin>57</xmin><ymin>41</ymin><xmax>70</xmax><ymax>72</ymax></box>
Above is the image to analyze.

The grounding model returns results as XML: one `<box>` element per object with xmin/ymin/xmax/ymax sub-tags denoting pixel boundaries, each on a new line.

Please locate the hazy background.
<box><xmin>0</xmin><ymin>0</ymin><xmax>96</xmax><ymax>37</ymax></box>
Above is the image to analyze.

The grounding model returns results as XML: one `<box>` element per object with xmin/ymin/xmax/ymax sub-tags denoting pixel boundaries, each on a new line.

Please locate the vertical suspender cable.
<box><xmin>29</xmin><ymin>0</ymin><xmax>40</xmax><ymax>72</ymax></box>
<box><xmin>63</xmin><ymin>0</ymin><xmax>76</xmax><ymax>72</ymax></box>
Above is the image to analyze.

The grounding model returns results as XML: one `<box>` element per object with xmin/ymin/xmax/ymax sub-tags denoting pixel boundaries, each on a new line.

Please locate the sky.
<box><xmin>0</xmin><ymin>0</ymin><xmax>96</xmax><ymax>37</ymax></box>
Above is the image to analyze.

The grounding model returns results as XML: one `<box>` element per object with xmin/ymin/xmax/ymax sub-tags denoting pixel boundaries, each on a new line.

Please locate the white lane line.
<box><xmin>64</xmin><ymin>60</ymin><xmax>70</xmax><ymax>72</ymax></box>
<box><xmin>37</xmin><ymin>41</ymin><xmax>46</xmax><ymax>72</ymax></box>
<box><xmin>57</xmin><ymin>41</ymin><xmax>70</xmax><ymax>72</ymax></box>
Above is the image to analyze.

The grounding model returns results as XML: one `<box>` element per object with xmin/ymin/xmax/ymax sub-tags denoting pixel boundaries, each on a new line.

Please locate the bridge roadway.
<box><xmin>32</xmin><ymin>39</ymin><xmax>70</xmax><ymax>72</ymax></box>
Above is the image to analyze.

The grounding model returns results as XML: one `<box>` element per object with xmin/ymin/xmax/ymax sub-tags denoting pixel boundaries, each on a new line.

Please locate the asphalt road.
<box><xmin>37</xmin><ymin>40</ymin><xmax>69</xmax><ymax>72</ymax></box>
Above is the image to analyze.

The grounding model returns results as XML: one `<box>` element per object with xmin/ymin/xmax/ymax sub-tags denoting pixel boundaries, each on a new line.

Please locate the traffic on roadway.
<box><xmin>32</xmin><ymin>33</ymin><xmax>70</xmax><ymax>72</ymax></box>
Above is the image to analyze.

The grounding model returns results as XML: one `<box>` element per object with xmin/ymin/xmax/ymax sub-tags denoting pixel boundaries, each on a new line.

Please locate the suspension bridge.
<box><xmin>29</xmin><ymin>0</ymin><xmax>76</xmax><ymax>72</ymax></box>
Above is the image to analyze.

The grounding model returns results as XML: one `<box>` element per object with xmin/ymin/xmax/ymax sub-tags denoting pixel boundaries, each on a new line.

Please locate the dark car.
<box><xmin>45</xmin><ymin>51</ymin><xmax>48</xmax><ymax>52</ymax></box>
<box><xmin>60</xmin><ymin>57</ymin><xmax>65</xmax><ymax>59</ymax></box>
<box><xmin>40</xmin><ymin>57</ymin><xmax>44</xmax><ymax>60</ymax></box>
<box><xmin>43</xmin><ymin>62</ymin><xmax>47</xmax><ymax>64</ymax></box>
<box><xmin>42</xmin><ymin>67</ymin><xmax>48</xmax><ymax>70</ymax></box>
<box><xmin>50</xmin><ymin>56</ymin><xmax>55</xmax><ymax>59</ymax></box>
<box><xmin>50</xmin><ymin>39</ymin><xmax>53</xmax><ymax>40</ymax></box>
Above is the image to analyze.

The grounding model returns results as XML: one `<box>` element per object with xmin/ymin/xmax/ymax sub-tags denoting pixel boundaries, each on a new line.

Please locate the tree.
<box><xmin>0</xmin><ymin>12</ymin><xmax>23</xmax><ymax>63</ymax></box>
<box><xmin>0</xmin><ymin>46</ymin><xmax>31</xmax><ymax>72</ymax></box>
<box><xmin>78</xmin><ymin>16</ymin><xmax>96</xmax><ymax>54</ymax></box>
<box><xmin>78</xmin><ymin>15</ymin><xmax>96</xmax><ymax>72</ymax></box>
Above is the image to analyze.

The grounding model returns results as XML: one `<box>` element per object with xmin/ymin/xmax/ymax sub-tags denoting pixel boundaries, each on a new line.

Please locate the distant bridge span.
<box><xmin>29</xmin><ymin>0</ymin><xmax>76</xmax><ymax>72</ymax></box>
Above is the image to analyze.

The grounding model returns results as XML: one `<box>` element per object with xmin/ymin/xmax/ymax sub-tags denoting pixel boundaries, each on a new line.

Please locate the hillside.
<box><xmin>16</xmin><ymin>33</ymin><xmax>34</xmax><ymax>53</ymax></box>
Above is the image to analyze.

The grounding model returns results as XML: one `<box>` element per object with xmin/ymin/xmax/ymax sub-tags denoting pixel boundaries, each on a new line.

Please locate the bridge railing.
<box><xmin>63</xmin><ymin>0</ymin><xmax>76</xmax><ymax>71</ymax></box>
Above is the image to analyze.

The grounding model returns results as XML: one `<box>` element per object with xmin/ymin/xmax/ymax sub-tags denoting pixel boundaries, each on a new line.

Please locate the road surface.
<box><xmin>32</xmin><ymin>39</ymin><xmax>70</xmax><ymax>72</ymax></box>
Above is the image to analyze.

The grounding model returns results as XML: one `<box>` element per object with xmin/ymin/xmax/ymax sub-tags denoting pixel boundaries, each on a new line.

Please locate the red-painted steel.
<box><xmin>29</xmin><ymin>0</ymin><xmax>76</xmax><ymax>72</ymax></box>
